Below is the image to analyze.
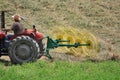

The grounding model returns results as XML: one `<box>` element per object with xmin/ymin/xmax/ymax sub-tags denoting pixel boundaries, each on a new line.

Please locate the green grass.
<box><xmin>0</xmin><ymin>60</ymin><xmax>120</xmax><ymax>80</ymax></box>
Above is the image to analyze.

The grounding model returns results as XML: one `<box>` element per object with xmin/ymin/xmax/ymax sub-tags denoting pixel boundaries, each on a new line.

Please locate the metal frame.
<box><xmin>45</xmin><ymin>36</ymin><xmax>90</xmax><ymax>59</ymax></box>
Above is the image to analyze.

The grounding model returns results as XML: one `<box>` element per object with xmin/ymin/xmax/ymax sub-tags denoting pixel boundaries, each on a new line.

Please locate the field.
<box><xmin>0</xmin><ymin>60</ymin><xmax>120</xmax><ymax>80</ymax></box>
<box><xmin>0</xmin><ymin>0</ymin><xmax>120</xmax><ymax>80</ymax></box>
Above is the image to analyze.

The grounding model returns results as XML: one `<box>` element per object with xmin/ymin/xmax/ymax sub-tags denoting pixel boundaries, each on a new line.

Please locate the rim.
<box><xmin>12</xmin><ymin>40</ymin><xmax>35</xmax><ymax>61</ymax></box>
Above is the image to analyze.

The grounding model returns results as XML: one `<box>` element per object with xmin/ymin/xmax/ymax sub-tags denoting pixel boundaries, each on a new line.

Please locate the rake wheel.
<box><xmin>81</xmin><ymin>32</ymin><xmax>99</xmax><ymax>57</ymax></box>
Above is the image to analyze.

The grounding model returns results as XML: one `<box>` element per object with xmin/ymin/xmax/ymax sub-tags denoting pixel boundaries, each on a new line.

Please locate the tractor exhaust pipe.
<box><xmin>1</xmin><ymin>11</ymin><xmax>5</xmax><ymax>29</ymax></box>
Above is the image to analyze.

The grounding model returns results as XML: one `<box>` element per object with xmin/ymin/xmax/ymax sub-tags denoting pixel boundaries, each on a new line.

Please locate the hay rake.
<box><xmin>48</xmin><ymin>26</ymin><xmax>99</xmax><ymax>57</ymax></box>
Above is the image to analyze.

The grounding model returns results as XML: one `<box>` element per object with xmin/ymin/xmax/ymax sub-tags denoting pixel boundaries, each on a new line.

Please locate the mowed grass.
<box><xmin>0</xmin><ymin>60</ymin><xmax>120</xmax><ymax>80</ymax></box>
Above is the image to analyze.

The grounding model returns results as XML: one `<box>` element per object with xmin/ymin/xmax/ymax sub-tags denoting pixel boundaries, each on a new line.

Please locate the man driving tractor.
<box><xmin>0</xmin><ymin>11</ymin><xmax>45</xmax><ymax>64</ymax></box>
<box><xmin>2</xmin><ymin>14</ymin><xmax>25</xmax><ymax>35</ymax></box>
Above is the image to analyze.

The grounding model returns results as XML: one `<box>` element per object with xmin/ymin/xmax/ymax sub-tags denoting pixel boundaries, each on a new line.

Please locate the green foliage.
<box><xmin>0</xmin><ymin>61</ymin><xmax>120</xmax><ymax>80</ymax></box>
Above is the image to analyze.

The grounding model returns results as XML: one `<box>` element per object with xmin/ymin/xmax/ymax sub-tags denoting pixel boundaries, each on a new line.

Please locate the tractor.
<box><xmin>0</xmin><ymin>11</ymin><xmax>44</xmax><ymax>64</ymax></box>
<box><xmin>0</xmin><ymin>11</ymin><xmax>98</xmax><ymax>64</ymax></box>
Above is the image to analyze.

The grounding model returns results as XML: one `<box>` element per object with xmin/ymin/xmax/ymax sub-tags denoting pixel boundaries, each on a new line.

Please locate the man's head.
<box><xmin>12</xmin><ymin>15</ymin><xmax>21</xmax><ymax>22</ymax></box>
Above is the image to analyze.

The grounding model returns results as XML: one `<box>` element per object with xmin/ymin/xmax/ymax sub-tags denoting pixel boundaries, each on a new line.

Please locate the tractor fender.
<box><xmin>23</xmin><ymin>29</ymin><xmax>44</xmax><ymax>41</ymax></box>
<box><xmin>10</xmin><ymin>29</ymin><xmax>44</xmax><ymax>42</ymax></box>
<box><xmin>10</xmin><ymin>34</ymin><xmax>37</xmax><ymax>41</ymax></box>
<box><xmin>35</xmin><ymin>31</ymin><xmax>44</xmax><ymax>41</ymax></box>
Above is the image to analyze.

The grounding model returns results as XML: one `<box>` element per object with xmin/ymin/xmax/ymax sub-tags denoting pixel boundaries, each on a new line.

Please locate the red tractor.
<box><xmin>0</xmin><ymin>11</ymin><xmax>44</xmax><ymax>64</ymax></box>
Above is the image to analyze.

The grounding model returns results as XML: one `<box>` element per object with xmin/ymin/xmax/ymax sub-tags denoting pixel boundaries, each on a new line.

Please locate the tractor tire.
<box><xmin>8</xmin><ymin>36</ymin><xmax>40</xmax><ymax>64</ymax></box>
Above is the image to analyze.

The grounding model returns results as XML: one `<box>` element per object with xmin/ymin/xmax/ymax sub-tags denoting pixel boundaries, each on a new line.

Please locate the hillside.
<box><xmin>0</xmin><ymin>0</ymin><xmax>120</xmax><ymax>60</ymax></box>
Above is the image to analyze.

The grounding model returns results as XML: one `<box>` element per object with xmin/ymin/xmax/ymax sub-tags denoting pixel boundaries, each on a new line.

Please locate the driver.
<box><xmin>11</xmin><ymin>15</ymin><xmax>25</xmax><ymax>35</ymax></box>
<box><xmin>2</xmin><ymin>15</ymin><xmax>25</xmax><ymax>40</ymax></box>
<box><xmin>2</xmin><ymin>14</ymin><xmax>25</xmax><ymax>35</ymax></box>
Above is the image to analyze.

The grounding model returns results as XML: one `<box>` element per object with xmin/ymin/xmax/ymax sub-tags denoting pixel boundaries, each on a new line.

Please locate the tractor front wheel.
<box><xmin>9</xmin><ymin>36</ymin><xmax>40</xmax><ymax>64</ymax></box>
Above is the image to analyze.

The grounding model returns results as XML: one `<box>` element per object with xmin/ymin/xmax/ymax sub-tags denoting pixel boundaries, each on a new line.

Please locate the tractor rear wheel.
<box><xmin>9</xmin><ymin>36</ymin><xmax>40</xmax><ymax>64</ymax></box>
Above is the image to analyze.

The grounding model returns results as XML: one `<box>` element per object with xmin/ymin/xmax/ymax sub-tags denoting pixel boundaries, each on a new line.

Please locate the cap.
<box><xmin>12</xmin><ymin>15</ymin><xmax>21</xmax><ymax>21</ymax></box>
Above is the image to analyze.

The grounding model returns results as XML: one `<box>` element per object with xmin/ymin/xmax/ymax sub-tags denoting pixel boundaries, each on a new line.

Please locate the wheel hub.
<box><xmin>15</xmin><ymin>44</ymin><xmax>32</xmax><ymax>60</ymax></box>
